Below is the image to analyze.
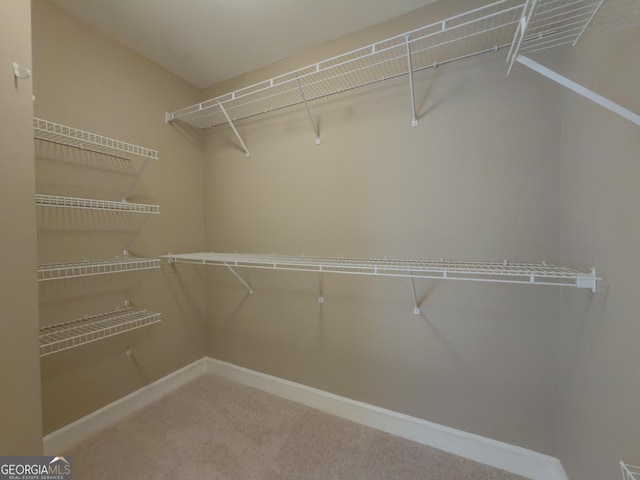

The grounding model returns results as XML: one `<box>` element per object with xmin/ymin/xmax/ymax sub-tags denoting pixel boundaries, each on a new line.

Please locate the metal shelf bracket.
<box><xmin>517</xmin><ymin>56</ymin><xmax>640</xmax><ymax>126</ymax></box>
<box><xmin>621</xmin><ymin>462</ymin><xmax>640</xmax><ymax>480</ymax></box>
<box><xmin>409</xmin><ymin>275</ymin><xmax>421</xmax><ymax>315</ymax></box>
<box><xmin>218</xmin><ymin>101</ymin><xmax>250</xmax><ymax>158</ymax></box>
<box><xmin>223</xmin><ymin>261</ymin><xmax>253</xmax><ymax>294</ymax></box>
<box><xmin>507</xmin><ymin>0</ymin><xmax>538</xmax><ymax>75</ymax></box>
<box><xmin>295</xmin><ymin>75</ymin><xmax>321</xmax><ymax>145</ymax></box>
<box><xmin>304</xmin><ymin>273</ymin><xmax>324</xmax><ymax>304</ymax></box>
<box><xmin>405</xmin><ymin>36</ymin><xmax>419</xmax><ymax>127</ymax></box>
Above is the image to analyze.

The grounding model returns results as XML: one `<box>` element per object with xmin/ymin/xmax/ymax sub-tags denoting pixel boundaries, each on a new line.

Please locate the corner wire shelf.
<box><xmin>166</xmin><ymin>0</ymin><xmax>612</xmax><ymax>137</ymax></box>
<box><xmin>39</xmin><ymin>306</ymin><xmax>161</xmax><ymax>357</ymax></box>
<box><xmin>38</xmin><ymin>257</ymin><xmax>160</xmax><ymax>281</ymax></box>
<box><xmin>165</xmin><ymin>252</ymin><xmax>598</xmax><ymax>312</ymax></box>
<box><xmin>35</xmin><ymin>193</ymin><xmax>159</xmax><ymax>215</ymax></box>
<box><xmin>622</xmin><ymin>462</ymin><xmax>640</xmax><ymax>480</ymax></box>
<box><xmin>33</xmin><ymin>118</ymin><xmax>158</xmax><ymax>201</ymax></box>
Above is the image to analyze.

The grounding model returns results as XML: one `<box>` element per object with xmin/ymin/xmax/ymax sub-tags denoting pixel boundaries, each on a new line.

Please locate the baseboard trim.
<box><xmin>205</xmin><ymin>358</ymin><xmax>566</xmax><ymax>480</ymax></box>
<box><xmin>43</xmin><ymin>358</ymin><xmax>208</xmax><ymax>455</ymax></box>
<box><xmin>43</xmin><ymin>356</ymin><xmax>569</xmax><ymax>480</ymax></box>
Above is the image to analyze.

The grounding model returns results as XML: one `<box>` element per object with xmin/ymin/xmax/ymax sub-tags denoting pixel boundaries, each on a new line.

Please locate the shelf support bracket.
<box><xmin>409</xmin><ymin>274</ymin><xmax>421</xmax><ymax>315</ymax></box>
<box><xmin>217</xmin><ymin>101</ymin><xmax>250</xmax><ymax>158</ymax></box>
<box><xmin>517</xmin><ymin>56</ymin><xmax>640</xmax><ymax>126</ymax></box>
<box><xmin>405</xmin><ymin>35</ymin><xmax>419</xmax><ymax>127</ymax></box>
<box><xmin>223</xmin><ymin>262</ymin><xmax>253</xmax><ymax>294</ymax></box>
<box><xmin>304</xmin><ymin>273</ymin><xmax>324</xmax><ymax>304</ymax></box>
<box><xmin>576</xmin><ymin>268</ymin><xmax>598</xmax><ymax>293</ymax></box>
<box><xmin>122</xmin><ymin>157</ymin><xmax>150</xmax><ymax>201</ymax></box>
<box><xmin>295</xmin><ymin>75</ymin><xmax>321</xmax><ymax>145</ymax></box>
<box><xmin>506</xmin><ymin>0</ymin><xmax>538</xmax><ymax>75</ymax></box>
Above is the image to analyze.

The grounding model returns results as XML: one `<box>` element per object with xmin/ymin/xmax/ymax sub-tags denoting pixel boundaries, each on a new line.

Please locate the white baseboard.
<box><xmin>43</xmin><ymin>356</ymin><xmax>569</xmax><ymax>480</ymax></box>
<box><xmin>205</xmin><ymin>358</ymin><xmax>567</xmax><ymax>480</ymax></box>
<box><xmin>43</xmin><ymin>358</ymin><xmax>208</xmax><ymax>455</ymax></box>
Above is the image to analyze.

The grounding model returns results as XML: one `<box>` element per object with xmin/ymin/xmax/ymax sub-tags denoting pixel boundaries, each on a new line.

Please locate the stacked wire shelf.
<box><xmin>38</xmin><ymin>257</ymin><xmax>160</xmax><ymax>281</ymax></box>
<box><xmin>39</xmin><ymin>307</ymin><xmax>161</xmax><ymax>357</ymax></box>
<box><xmin>35</xmin><ymin>194</ymin><xmax>159</xmax><ymax>214</ymax></box>
<box><xmin>34</xmin><ymin>118</ymin><xmax>161</xmax><ymax>356</ymax></box>
<box><xmin>34</xmin><ymin>118</ymin><xmax>158</xmax><ymax>160</ymax></box>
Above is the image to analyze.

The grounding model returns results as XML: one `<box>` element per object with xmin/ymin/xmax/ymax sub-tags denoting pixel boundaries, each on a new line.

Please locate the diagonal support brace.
<box><xmin>405</xmin><ymin>35</ymin><xmax>418</xmax><ymax>127</ymax></box>
<box><xmin>218</xmin><ymin>101</ymin><xmax>250</xmax><ymax>158</ymax></box>
<box><xmin>223</xmin><ymin>262</ymin><xmax>253</xmax><ymax>294</ymax></box>
<box><xmin>304</xmin><ymin>273</ymin><xmax>324</xmax><ymax>303</ymax></box>
<box><xmin>517</xmin><ymin>56</ymin><xmax>640</xmax><ymax>126</ymax></box>
<box><xmin>295</xmin><ymin>75</ymin><xmax>321</xmax><ymax>144</ymax></box>
<box><xmin>506</xmin><ymin>0</ymin><xmax>538</xmax><ymax>75</ymax></box>
<box><xmin>409</xmin><ymin>275</ymin><xmax>421</xmax><ymax>315</ymax></box>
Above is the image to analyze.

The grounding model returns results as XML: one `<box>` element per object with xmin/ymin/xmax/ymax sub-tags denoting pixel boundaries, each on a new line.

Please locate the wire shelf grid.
<box><xmin>622</xmin><ymin>463</ymin><xmax>640</xmax><ymax>480</ymax></box>
<box><xmin>167</xmin><ymin>0</ymin><xmax>527</xmax><ymax>129</ymax></box>
<box><xmin>168</xmin><ymin>0</ymin><xmax>615</xmax><ymax>131</ymax></box>
<box><xmin>35</xmin><ymin>194</ymin><xmax>160</xmax><ymax>214</ymax></box>
<box><xmin>517</xmin><ymin>0</ymin><xmax>607</xmax><ymax>55</ymax></box>
<box><xmin>33</xmin><ymin>118</ymin><xmax>158</xmax><ymax>160</ymax></box>
<box><xmin>164</xmin><ymin>252</ymin><xmax>598</xmax><ymax>291</ymax></box>
<box><xmin>39</xmin><ymin>307</ymin><xmax>161</xmax><ymax>356</ymax></box>
<box><xmin>38</xmin><ymin>257</ymin><xmax>160</xmax><ymax>281</ymax></box>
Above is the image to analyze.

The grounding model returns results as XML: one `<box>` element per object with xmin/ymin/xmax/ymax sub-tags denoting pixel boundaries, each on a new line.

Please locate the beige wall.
<box><xmin>201</xmin><ymin>2</ymin><xmax>563</xmax><ymax>454</ymax></box>
<box><xmin>31</xmin><ymin>0</ymin><xmax>206</xmax><ymax>435</ymax></box>
<box><xmin>552</xmin><ymin>25</ymin><xmax>640</xmax><ymax>480</ymax></box>
<box><xmin>0</xmin><ymin>0</ymin><xmax>43</xmax><ymax>455</ymax></box>
<box><xmin>26</xmin><ymin>1</ymin><xmax>639</xmax><ymax>472</ymax></box>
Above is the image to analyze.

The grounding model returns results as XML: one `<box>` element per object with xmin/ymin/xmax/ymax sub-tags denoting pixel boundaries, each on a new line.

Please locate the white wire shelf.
<box><xmin>507</xmin><ymin>0</ymin><xmax>607</xmax><ymax>71</ymax></box>
<box><xmin>39</xmin><ymin>306</ymin><xmax>161</xmax><ymax>356</ymax></box>
<box><xmin>167</xmin><ymin>0</ymin><xmax>525</xmax><ymax>129</ymax></box>
<box><xmin>164</xmin><ymin>252</ymin><xmax>599</xmax><ymax>292</ymax></box>
<box><xmin>35</xmin><ymin>194</ymin><xmax>160</xmax><ymax>214</ymax></box>
<box><xmin>33</xmin><ymin>118</ymin><xmax>158</xmax><ymax>161</ymax></box>
<box><xmin>38</xmin><ymin>257</ymin><xmax>160</xmax><ymax>281</ymax></box>
<box><xmin>166</xmin><ymin>0</ymin><xmax>612</xmax><ymax>131</ymax></box>
<box><xmin>622</xmin><ymin>462</ymin><xmax>640</xmax><ymax>480</ymax></box>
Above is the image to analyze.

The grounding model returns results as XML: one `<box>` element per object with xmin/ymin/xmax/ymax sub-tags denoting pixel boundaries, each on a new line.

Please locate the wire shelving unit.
<box><xmin>622</xmin><ymin>462</ymin><xmax>640</xmax><ymax>480</ymax></box>
<box><xmin>166</xmin><ymin>0</ymin><xmax>610</xmax><ymax>133</ymax></box>
<box><xmin>38</xmin><ymin>257</ymin><xmax>160</xmax><ymax>281</ymax></box>
<box><xmin>34</xmin><ymin>117</ymin><xmax>159</xmax><ymax>201</ymax></box>
<box><xmin>33</xmin><ymin>118</ymin><xmax>158</xmax><ymax>161</ymax></box>
<box><xmin>165</xmin><ymin>252</ymin><xmax>599</xmax><ymax>292</ymax></box>
<box><xmin>39</xmin><ymin>306</ymin><xmax>161</xmax><ymax>357</ymax></box>
<box><xmin>35</xmin><ymin>194</ymin><xmax>159</xmax><ymax>214</ymax></box>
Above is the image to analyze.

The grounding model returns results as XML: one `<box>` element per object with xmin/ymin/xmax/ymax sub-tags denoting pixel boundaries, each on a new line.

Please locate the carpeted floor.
<box><xmin>67</xmin><ymin>374</ymin><xmax>527</xmax><ymax>479</ymax></box>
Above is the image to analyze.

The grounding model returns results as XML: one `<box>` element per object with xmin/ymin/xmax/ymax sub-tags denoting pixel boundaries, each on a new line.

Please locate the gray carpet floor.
<box><xmin>67</xmin><ymin>373</ymin><xmax>527</xmax><ymax>479</ymax></box>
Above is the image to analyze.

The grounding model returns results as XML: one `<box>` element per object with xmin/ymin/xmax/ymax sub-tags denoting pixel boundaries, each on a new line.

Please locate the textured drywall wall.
<box><xmin>201</xmin><ymin>1</ymin><xmax>564</xmax><ymax>455</ymax></box>
<box><xmin>553</xmin><ymin>24</ymin><xmax>640</xmax><ymax>480</ymax></box>
<box><xmin>32</xmin><ymin>0</ymin><xmax>207</xmax><ymax>435</ymax></box>
<box><xmin>0</xmin><ymin>0</ymin><xmax>43</xmax><ymax>455</ymax></box>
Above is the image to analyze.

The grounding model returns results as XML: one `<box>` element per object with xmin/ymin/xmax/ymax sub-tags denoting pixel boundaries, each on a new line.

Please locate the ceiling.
<box><xmin>49</xmin><ymin>0</ymin><xmax>442</xmax><ymax>89</ymax></box>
